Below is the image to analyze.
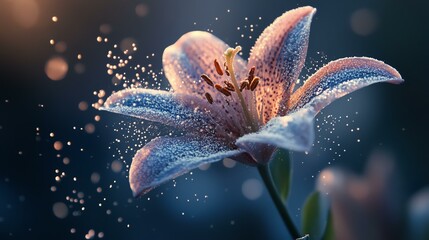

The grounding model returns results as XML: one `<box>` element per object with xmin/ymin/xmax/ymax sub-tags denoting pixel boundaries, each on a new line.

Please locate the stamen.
<box><xmin>201</xmin><ymin>74</ymin><xmax>214</xmax><ymax>87</ymax></box>
<box><xmin>250</xmin><ymin>77</ymin><xmax>260</xmax><ymax>91</ymax></box>
<box><xmin>239</xmin><ymin>81</ymin><xmax>248</xmax><ymax>91</ymax></box>
<box><xmin>214</xmin><ymin>59</ymin><xmax>223</xmax><ymax>76</ymax></box>
<box><xmin>204</xmin><ymin>92</ymin><xmax>213</xmax><ymax>104</ymax></box>
<box><xmin>224</xmin><ymin>81</ymin><xmax>235</xmax><ymax>92</ymax></box>
<box><xmin>224</xmin><ymin>62</ymin><xmax>230</xmax><ymax>76</ymax></box>
<box><xmin>248</xmin><ymin>66</ymin><xmax>256</xmax><ymax>81</ymax></box>
<box><xmin>215</xmin><ymin>84</ymin><xmax>231</xmax><ymax>96</ymax></box>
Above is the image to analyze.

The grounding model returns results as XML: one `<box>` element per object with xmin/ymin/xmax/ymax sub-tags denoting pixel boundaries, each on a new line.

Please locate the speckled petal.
<box><xmin>249</xmin><ymin>6</ymin><xmax>316</xmax><ymax>123</ymax></box>
<box><xmin>163</xmin><ymin>31</ymin><xmax>251</xmax><ymax>135</ymax></box>
<box><xmin>129</xmin><ymin>136</ymin><xmax>243</xmax><ymax>196</ymax></box>
<box><xmin>288</xmin><ymin>57</ymin><xmax>403</xmax><ymax>114</ymax></box>
<box><xmin>101</xmin><ymin>88</ymin><xmax>217</xmax><ymax>134</ymax></box>
<box><xmin>236</xmin><ymin>108</ymin><xmax>315</xmax><ymax>164</ymax></box>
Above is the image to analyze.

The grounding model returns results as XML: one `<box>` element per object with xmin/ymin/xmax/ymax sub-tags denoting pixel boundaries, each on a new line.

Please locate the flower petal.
<box><xmin>163</xmin><ymin>31</ymin><xmax>251</xmax><ymax>135</ymax></box>
<box><xmin>129</xmin><ymin>136</ymin><xmax>243</xmax><ymax>196</ymax></box>
<box><xmin>288</xmin><ymin>57</ymin><xmax>403</xmax><ymax>114</ymax></box>
<box><xmin>101</xmin><ymin>88</ymin><xmax>216</xmax><ymax>134</ymax></box>
<box><xmin>236</xmin><ymin>108</ymin><xmax>315</xmax><ymax>163</ymax></box>
<box><xmin>248</xmin><ymin>6</ymin><xmax>316</xmax><ymax>123</ymax></box>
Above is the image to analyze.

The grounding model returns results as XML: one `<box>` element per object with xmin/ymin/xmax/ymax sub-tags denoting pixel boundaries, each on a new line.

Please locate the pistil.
<box><xmin>224</xmin><ymin>46</ymin><xmax>258</xmax><ymax>132</ymax></box>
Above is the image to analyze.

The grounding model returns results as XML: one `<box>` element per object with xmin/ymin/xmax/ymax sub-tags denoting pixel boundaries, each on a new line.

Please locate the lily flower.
<box><xmin>101</xmin><ymin>6</ymin><xmax>403</xmax><ymax>197</ymax></box>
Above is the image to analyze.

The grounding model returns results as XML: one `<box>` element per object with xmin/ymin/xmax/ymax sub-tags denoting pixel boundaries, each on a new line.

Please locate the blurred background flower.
<box><xmin>317</xmin><ymin>151</ymin><xmax>429</xmax><ymax>240</ymax></box>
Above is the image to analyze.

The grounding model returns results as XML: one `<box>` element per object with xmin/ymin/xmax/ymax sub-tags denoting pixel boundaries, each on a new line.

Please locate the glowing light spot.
<box><xmin>135</xmin><ymin>3</ymin><xmax>149</xmax><ymax>17</ymax></box>
<box><xmin>84</xmin><ymin>123</ymin><xmax>95</xmax><ymax>134</ymax></box>
<box><xmin>91</xmin><ymin>172</ymin><xmax>100</xmax><ymax>184</ymax></box>
<box><xmin>99</xmin><ymin>24</ymin><xmax>112</xmax><ymax>34</ymax></box>
<box><xmin>51</xmin><ymin>16</ymin><xmax>58</xmax><ymax>22</ymax></box>
<box><xmin>120</xmin><ymin>38</ymin><xmax>137</xmax><ymax>54</ymax></box>
<box><xmin>222</xmin><ymin>158</ymin><xmax>236</xmax><ymax>168</ymax></box>
<box><xmin>52</xmin><ymin>202</ymin><xmax>68</xmax><ymax>219</ymax></box>
<box><xmin>350</xmin><ymin>8</ymin><xmax>378</xmax><ymax>36</ymax></box>
<box><xmin>111</xmin><ymin>160</ymin><xmax>123</xmax><ymax>173</ymax></box>
<box><xmin>53</xmin><ymin>141</ymin><xmax>63</xmax><ymax>151</ymax></box>
<box><xmin>242</xmin><ymin>178</ymin><xmax>263</xmax><ymax>200</ymax></box>
<box><xmin>12</xmin><ymin>0</ymin><xmax>40</xmax><ymax>28</ymax></box>
<box><xmin>54</xmin><ymin>41</ymin><xmax>67</xmax><ymax>53</ymax></box>
<box><xmin>78</xmin><ymin>101</ymin><xmax>88</xmax><ymax>111</ymax></box>
<box><xmin>74</xmin><ymin>63</ymin><xmax>85</xmax><ymax>74</ymax></box>
<box><xmin>45</xmin><ymin>57</ymin><xmax>68</xmax><ymax>81</ymax></box>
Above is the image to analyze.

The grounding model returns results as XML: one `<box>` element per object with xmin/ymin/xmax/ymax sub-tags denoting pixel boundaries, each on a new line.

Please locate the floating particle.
<box><xmin>89</xmin><ymin>173</ymin><xmax>100</xmax><ymax>185</ymax></box>
<box><xmin>49</xmin><ymin>39</ymin><xmax>55</xmax><ymax>45</ymax></box>
<box><xmin>99</xmin><ymin>24</ymin><xmax>112</xmax><ymax>34</ymax></box>
<box><xmin>45</xmin><ymin>57</ymin><xmax>68</xmax><ymax>81</ymax></box>
<box><xmin>222</xmin><ymin>158</ymin><xmax>236</xmax><ymax>168</ymax></box>
<box><xmin>53</xmin><ymin>141</ymin><xmax>63</xmax><ymax>151</ymax></box>
<box><xmin>74</xmin><ymin>63</ymin><xmax>85</xmax><ymax>74</ymax></box>
<box><xmin>198</xmin><ymin>163</ymin><xmax>210</xmax><ymax>171</ymax></box>
<box><xmin>78</xmin><ymin>101</ymin><xmax>88</xmax><ymax>111</ymax></box>
<box><xmin>54</xmin><ymin>41</ymin><xmax>67</xmax><ymax>53</ymax></box>
<box><xmin>63</xmin><ymin>157</ymin><xmax>70</xmax><ymax>165</ymax></box>
<box><xmin>350</xmin><ymin>8</ymin><xmax>378</xmax><ymax>36</ymax></box>
<box><xmin>111</xmin><ymin>160</ymin><xmax>123</xmax><ymax>173</ymax></box>
<box><xmin>52</xmin><ymin>202</ymin><xmax>68</xmax><ymax>219</ymax></box>
<box><xmin>85</xmin><ymin>229</ymin><xmax>95</xmax><ymax>239</ymax></box>
<box><xmin>11</xmin><ymin>0</ymin><xmax>39</xmax><ymax>28</ymax></box>
<box><xmin>135</xmin><ymin>3</ymin><xmax>149</xmax><ymax>17</ymax></box>
<box><xmin>51</xmin><ymin>16</ymin><xmax>58</xmax><ymax>22</ymax></box>
<box><xmin>84</xmin><ymin>123</ymin><xmax>95</xmax><ymax>134</ymax></box>
<box><xmin>120</xmin><ymin>38</ymin><xmax>137</xmax><ymax>54</ymax></box>
<box><xmin>96</xmin><ymin>36</ymin><xmax>103</xmax><ymax>42</ymax></box>
<box><xmin>242</xmin><ymin>178</ymin><xmax>263</xmax><ymax>200</ymax></box>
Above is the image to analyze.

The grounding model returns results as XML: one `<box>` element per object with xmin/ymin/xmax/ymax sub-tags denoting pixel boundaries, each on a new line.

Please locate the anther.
<box><xmin>214</xmin><ymin>59</ymin><xmax>223</xmax><ymax>76</ymax></box>
<box><xmin>239</xmin><ymin>81</ymin><xmax>248</xmax><ymax>91</ymax></box>
<box><xmin>215</xmin><ymin>84</ymin><xmax>231</xmax><ymax>96</ymax></box>
<box><xmin>249</xmin><ymin>77</ymin><xmax>260</xmax><ymax>91</ymax></box>
<box><xmin>204</xmin><ymin>92</ymin><xmax>213</xmax><ymax>104</ymax></box>
<box><xmin>200</xmin><ymin>74</ymin><xmax>214</xmax><ymax>87</ymax></box>
<box><xmin>248</xmin><ymin>66</ymin><xmax>256</xmax><ymax>81</ymax></box>
<box><xmin>224</xmin><ymin>81</ymin><xmax>235</xmax><ymax>92</ymax></box>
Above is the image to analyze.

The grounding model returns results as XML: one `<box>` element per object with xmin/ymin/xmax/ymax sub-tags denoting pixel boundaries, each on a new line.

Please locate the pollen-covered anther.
<box><xmin>200</xmin><ymin>74</ymin><xmax>214</xmax><ymax>87</ymax></box>
<box><xmin>224</xmin><ymin>81</ymin><xmax>235</xmax><ymax>92</ymax></box>
<box><xmin>214</xmin><ymin>59</ymin><xmax>224</xmax><ymax>76</ymax></box>
<box><xmin>215</xmin><ymin>84</ymin><xmax>232</xmax><ymax>96</ymax></box>
<box><xmin>249</xmin><ymin>77</ymin><xmax>260</xmax><ymax>91</ymax></box>
<box><xmin>239</xmin><ymin>81</ymin><xmax>248</xmax><ymax>91</ymax></box>
<box><xmin>248</xmin><ymin>66</ymin><xmax>256</xmax><ymax>81</ymax></box>
<box><xmin>204</xmin><ymin>92</ymin><xmax>214</xmax><ymax>104</ymax></box>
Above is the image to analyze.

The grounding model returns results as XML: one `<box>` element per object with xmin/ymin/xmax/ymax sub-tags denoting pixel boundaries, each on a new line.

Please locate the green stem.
<box><xmin>258</xmin><ymin>164</ymin><xmax>301</xmax><ymax>239</ymax></box>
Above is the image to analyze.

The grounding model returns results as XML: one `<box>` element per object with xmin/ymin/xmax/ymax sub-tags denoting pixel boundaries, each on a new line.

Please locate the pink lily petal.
<box><xmin>236</xmin><ymin>108</ymin><xmax>315</xmax><ymax>164</ymax></box>
<box><xmin>249</xmin><ymin>6</ymin><xmax>316</xmax><ymax>123</ymax></box>
<box><xmin>163</xmin><ymin>31</ymin><xmax>251</xmax><ymax>135</ymax></box>
<box><xmin>129</xmin><ymin>136</ymin><xmax>243</xmax><ymax>196</ymax></box>
<box><xmin>101</xmin><ymin>88</ymin><xmax>219</xmax><ymax>135</ymax></box>
<box><xmin>288</xmin><ymin>57</ymin><xmax>403</xmax><ymax>114</ymax></box>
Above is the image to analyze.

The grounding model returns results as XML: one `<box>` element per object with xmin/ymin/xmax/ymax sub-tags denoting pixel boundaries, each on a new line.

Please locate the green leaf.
<box><xmin>269</xmin><ymin>148</ymin><xmax>292</xmax><ymax>202</ymax></box>
<box><xmin>321</xmin><ymin>209</ymin><xmax>335</xmax><ymax>240</ymax></box>
<box><xmin>301</xmin><ymin>192</ymin><xmax>328</xmax><ymax>240</ymax></box>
